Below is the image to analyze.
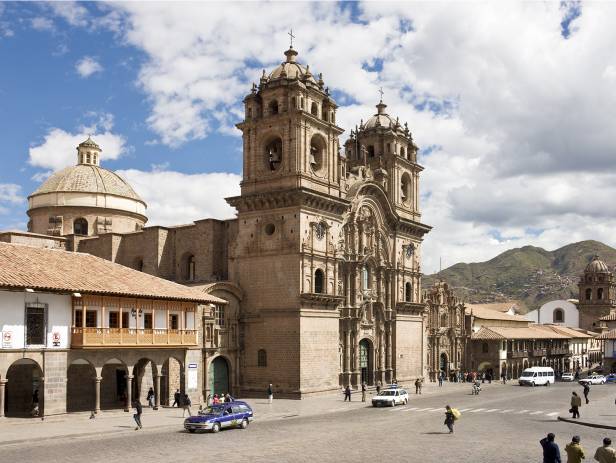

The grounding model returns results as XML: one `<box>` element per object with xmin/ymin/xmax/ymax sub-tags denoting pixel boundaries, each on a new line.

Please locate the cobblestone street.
<box><xmin>4</xmin><ymin>382</ymin><xmax>616</xmax><ymax>462</ymax></box>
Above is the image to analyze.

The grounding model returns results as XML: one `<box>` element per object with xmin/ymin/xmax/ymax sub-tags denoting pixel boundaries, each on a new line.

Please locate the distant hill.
<box><xmin>423</xmin><ymin>240</ymin><xmax>616</xmax><ymax>311</ymax></box>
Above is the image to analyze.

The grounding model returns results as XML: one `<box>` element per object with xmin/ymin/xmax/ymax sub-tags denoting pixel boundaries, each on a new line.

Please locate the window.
<box><xmin>258</xmin><ymin>349</ymin><xmax>267</xmax><ymax>367</ymax></box>
<box><xmin>247</xmin><ymin>107</ymin><xmax>252</xmax><ymax>118</ymax></box>
<box><xmin>585</xmin><ymin>288</ymin><xmax>592</xmax><ymax>300</ymax></box>
<box><xmin>73</xmin><ymin>217</ymin><xmax>88</xmax><ymax>236</ymax></box>
<box><xmin>169</xmin><ymin>314</ymin><xmax>179</xmax><ymax>330</ymax></box>
<box><xmin>401</xmin><ymin>173</ymin><xmax>411</xmax><ymax>204</ymax></box>
<box><xmin>553</xmin><ymin>309</ymin><xmax>565</xmax><ymax>323</ymax></box>
<box><xmin>122</xmin><ymin>311</ymin><xmax>128</xmax><ymax>328</ymax></box>
<box><xmin>86</xmin><ymin>153</ymin><xmax>91</xmax><ymax>164</ymax></box>
<box><xmin>109</xmin><ymin>312</ymin><xmax>119</xmax><ymax>328</ymax></box>
<box><xmin>86</xmin><ymin>310</ymin><xmax>97</xmax><ymax>328</ymax></box>
<box><xmin>310</xmin><ymin>135</ymin><xmax>326</xmax><ymax>173</ymax></box>
<box><xmin>75</xmin><ymin>309</ymin><xmax>83</xmax><ymax>327</ymax></box>
<box><xmin>400</xmin><ymin>147</ymin><xmax>406</xmax><ymax>158</ymax></box>
<box><xmin>291</xmin><ymin>97</ymin><xmax>296</xmax><ymax>109</ymax></box>
<box><xmin>482</xmin><ymin>342</ymin><xmax>489</xmax><ymax>353</ymax></box>
<box><xmin>269</xmin><ymin>100</ymin><xmax>279</xmax><ymax>115</ymax></box>
<box><xmin>144</xmin><ymin>313</ymin><xmax>153</xmax><ymax>329</ymax></box>
<box><xmin>598</xmin><ymin>288</ymin><xmax>604</xmax><ymax>300</ymax></box>
<box><xmin>26</xmin><ymin>304</ymin><xmax>46</xmax><ymax>345</ymax></box>
<box><xmin>405</xmin><ymin>282</ymin><xmax>412</xmax><ymax>302</ymax></box>
<box><xmin>361</xmin><ymin>266</ymin><xmax>370</xmax><ymax>290</ymax></box>
<box><xmin>314</xmin><ymin>269</ymin><xmax>324</xmax><ymax>294</ymax></box>
<box><xmin>134</xmin><ymin>258</ymin><xmax>144</xmax><ymax>272</ymax></box>
<box><xmin>441</xmin><ymin>313</ymin><xmax>448</xmax><ymax>328</ymax></box>
<box><xmin>182</xmin><ymin>254</ymin><xmax>196</xmax><ymax>281</ymax></box>
<box><xmin>214</xmin><ymin>305</ymin><xmax>225</xmax><ymax>327</ymax></box>
<box><xmin>367</xmin><ymin>145</ymin><xmax>375</xmax><ymax>158</ymax></box>
<box><xmin>265</xmin><ymin>136</ymin><xmax>283</xmax><ymax>171</ymax></box>
<box><xmin>311</xmin><ymin>102</ymin><xmax>318</xmax><ymax>116</ymax></box>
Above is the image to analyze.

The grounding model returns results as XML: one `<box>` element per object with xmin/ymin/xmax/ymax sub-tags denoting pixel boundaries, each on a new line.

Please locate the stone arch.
<box><xmin>359</xmin><ymin>338</ymin><xmax>375</xmax><ymax>385</ymax></box>
<box><xmin>5</xmin><ymin>358</ymin><xmax>44</xmax><ymax>417</ymax></box>
<box><xmin>405</xmin><ymin>282</ymin><xmax>412</xmax><ymax>302</ymax></box>
<box><xmin>133</xmin><ymin>358</ymin><xmax>158</xmax><ymax>403</ymax></box>
<box><xmin>314</xmin><ymin>268</ymin><xmax>324</xmax><ymax>293</ymax></box>
<box><xmin>161</xmin><ymin>356</ymin><xmax>184</xmax><ymax>406</ymax></box>
<box><xmin>67</xmin><ymin>358</ymin><xmax>96</xmax><ymax>413</ymax></box>
<box><xmin>268</xmin><ymin>99</ymin><xmax>279</xmax><ymax>115</ymax></box>
<box><xmin>310</xmin><ymin>101</ymin><xmax>318</xmax><ymax>117</ymax></box>
<box><xmin>309</xmin><ymin>133</ymin><xmax>327</xmax><ymax>174</ymax></box>
<box><xmin>73</xmin><ymin>217</ymin><xmax>88</xmax><ymax>236</ymax></box>
<box><xmin>400</xmin><ymin>172</ymin><xmax>412</xmax><ymax>204</ymax></box>
<box><xmin>179</xmin><ymin>252</ymin><xmax>196</xmax><ymax>282</ymax></box>
<box><xmin>208</xmin><ymin>355</ymin><xmax>231</xmax><ymax>396</ymax></box>
<box><xmin>100</xmin><ymin>358</ymin><xmax>128</xmax><ymax>410</ymax></box>
<box><xmin>263</xmin><ymin>133</ymin><xmax>283</xmax><ymax>171</ymax></box>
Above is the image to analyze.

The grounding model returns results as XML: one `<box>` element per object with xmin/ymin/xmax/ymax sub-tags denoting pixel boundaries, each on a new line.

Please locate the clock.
<box><xmin>315</xmin><ymin>222</ymin><xmax>326</xmax><ymax>240</ymax></box>
<box><xmin>406</xmin><ymin>243</ymin><xmax>415</xmax><ymax>258</ymax></box>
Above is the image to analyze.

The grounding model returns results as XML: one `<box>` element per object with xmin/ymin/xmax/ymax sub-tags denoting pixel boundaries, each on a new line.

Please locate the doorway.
<box><xmin>209</xmin><ymin>357</ymin><xmax>230</xmax><ymax>396</ymax></box>
<box><xmin>440</xmin><ymin>353</ymin><xmax>448</xmax><ymax>377</ymax></box>
<box><xmin>359</xmin><ymin>339</ymin><xmax>374</xmax><ymax>385</ymax></box>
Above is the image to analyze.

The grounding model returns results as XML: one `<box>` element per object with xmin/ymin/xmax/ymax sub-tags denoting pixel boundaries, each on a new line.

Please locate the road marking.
<box><xmin>429</xmin><ymin>408</ymin><xmax>442</xmax><ymax>412</ymax></box>
<box><xmin>485</xmin><ymin>409</ymin><xmax>500</xmax><ymax>413</ymax></box>
<box><xmin>391</xmin><ymin>407</ymin><xmax>406</xmax><ymax>412</ymax></box>
<box><xmin>546</xmin><ymin>412</ymin><xmax>559</xmax><ymax>417</ymax></box>
<box><xmin>416</xmin><ymin>408</ymin><xmax>434</xmax><ymax>412</ymax></box>
<box><xmin>500</xmin><ymin>409</ymin><xmax>514</xmax><ymax>413</ymax></box>
<box><xmin>516</xmin><ymin>410</ymin><xmax>529</xmax><ymax>414</ymax></box>
<box><xmin>530</xmin><ymin>411</ymin><xmax>544</xmax><ymax>415</ymax></box>
<box><xmin>407</xmin><ymin>407</ymin><xmax>419</xmax><ymax>411</ymax></box>
<box><xmin>470</xmin><ymin>408</ymin><xmax>486</xmax><ymax>413</ymax></box>
<box><xmin>459</xmin><ymin>408</ymin><xmax>473</xmax><ymax>412</ymax></box>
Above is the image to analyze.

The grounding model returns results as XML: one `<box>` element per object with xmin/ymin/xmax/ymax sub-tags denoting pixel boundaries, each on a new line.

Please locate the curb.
<box><xmin>557</xmin><ymin>416</ymin><xmax>616</xmax><ymax>430</ymax></box>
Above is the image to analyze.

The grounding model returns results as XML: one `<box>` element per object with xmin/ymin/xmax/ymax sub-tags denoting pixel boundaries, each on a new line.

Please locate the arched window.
<box><xmin>311</xmin><ymin>102</ymin><xmax>318</xmax><ymax>116</ymax></box>
<box><xmin>367</xmin><ymin>145</ymin><xmax>375</xmax><ymax>158</ymax></box>
<box><xmin>314</xmin><ymin>269</ymin><xmax>324</xmax><ymax>294</ymax></box>
<box><xmin>182</xmin><ymin>254</ymin><xmax>195</xmax><ymax>281</ymax></box>
<box><xmin>598</xmin><ymin>288</ymin><xmax>604</xmax><ymax>300</ymax></box>
<box><xmin>269</xmin><ymin>100</ymin><xmax>279</xmax><ymax>115</ymax></box>
<box><xmin>405</xmin><ymin>282</ymin><xmax>412</xmax><ymax>302</ymax></box>
<box><xmin>441</xmin><ymin>313</ymin><xmax>448</xmax><ymax>328</ymax></box>
<box><xmin>401</xmin><ymin>173</ymin><xmax>411</xmax><ymax>204</ymax></box>
<box><xmin>73</xmin><ymin>217</ymin><xmax>88</xmax><ymax>236</ymax></box>
<box><xmin>482</xmin><ymin>342</ymin><xmax>489</xmax><ymax>353</ymax></box>
<box><xmin>400</xmin><ymin>147</ymin><xmax>406</xmax><ymax>158</ymax></box>
<box><xmin>362</xmin><ymin>266</ymin><xmax>370</xmax><ymax>290</ymax></box>
<box><xmin>586</xmin><ymin>288</ymin><xmax>592</xmax><ymax>300</ymax></box>
<box><xmin>310</xmin><ymin>135</ymin><xmax>326</xmax><ymax>173</ymax></box>
<box><xmin>257</xmin><ymin>349</ymin><xmax>267</xmax><ymax>367</ymax></box>
<box><xmin>86</xmin><ymin>153</ymin><xmax>91</xmax><ymax>164</ymax></box>
<box><xmin>553</xmin><ymin>308</ymin><xmax>565</xmax><ymax>323</ymax></box>
<box><xmin>265</xmin><ymin>136</ymin><xmax>283</xmax><ymax>171</ymax></box>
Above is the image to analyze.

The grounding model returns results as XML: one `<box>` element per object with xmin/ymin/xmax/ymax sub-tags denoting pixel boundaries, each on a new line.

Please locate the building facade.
<box><xmin>578</xmin><ymin>255</ymin><xmax>616</xmax><ymax>331</ymax></box>
<box><xmin>526</xmin><ymin>299</ymin><xmax>580</xmax><ymax>328</ymax></box>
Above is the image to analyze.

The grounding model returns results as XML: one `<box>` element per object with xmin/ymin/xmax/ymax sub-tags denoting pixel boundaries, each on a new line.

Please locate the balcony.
<box><xmin>549</xmin><ymin>347</ymin><xmax>570</xmax><ymax>355</ymax></box>
<box><xmin>71</xmin><ymin>327</ymin><xmax>198</xmax><ymax>348</ymax></box>
<box><xmin>531</xmin><ymin>349</ymin><xmax>547</xmax><ymax>357</ymax></box>
<box><xmin>508</xmin><ymin>350</ymin><xmax>528</xmax><ymax>359</ymax></box>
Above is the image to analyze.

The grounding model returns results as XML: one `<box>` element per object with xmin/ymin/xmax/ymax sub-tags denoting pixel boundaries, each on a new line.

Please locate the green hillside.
<box><xmin>423</xmin><ymin>240</ymin><xmax>616</xmax><ymax>311</ymax></box>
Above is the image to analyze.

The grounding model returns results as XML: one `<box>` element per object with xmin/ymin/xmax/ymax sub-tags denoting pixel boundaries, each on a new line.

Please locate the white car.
<box><xmin>561</xmin><ymin>373</ymin><xmax>575</xmax><ymax>382</ymax></box>
<box><xmin>579</xmin><ymin>375</ymin><xmax>606</xmax><ymax>385</ymax></box>
<box><xmin>372</xmin><ymin>388</ymin><xmax>409</xmax><ymax>407</ymax></box>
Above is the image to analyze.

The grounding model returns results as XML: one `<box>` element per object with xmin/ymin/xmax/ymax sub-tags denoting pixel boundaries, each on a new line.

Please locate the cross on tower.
<box><xmin>378</xmin><ymin>87</ymin><xmax>384</xmax><ymax>101</ymax></box>
<box><xmin>288</xmin><ymin>28</ymin><xmax>296</xmax><ymax>48</ymax></box>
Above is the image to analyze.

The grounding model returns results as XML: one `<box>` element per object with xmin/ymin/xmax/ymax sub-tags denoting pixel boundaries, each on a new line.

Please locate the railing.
<box><xmin>549</xmin><ymin>348</ymin><xmax>569</xmax><ymax>355</ymax></box>
<box><xmin>508</xmin><ymin>350</ymin><xmax>528</xmax><ymax>358</ymax></box>
<box><xmin>531</xmin><ymin>349</ymin><xmax>547</xmax><ymax>357</ymax></box>
<box><xmin>71</xmin><ymin>327</ymin><xmax>198</xmax><ymax>347</ymax></box>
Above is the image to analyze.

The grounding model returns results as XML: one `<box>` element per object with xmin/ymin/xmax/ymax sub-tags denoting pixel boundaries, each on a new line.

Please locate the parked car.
<box><xmin>579</xmin><ymin>375</ymin><xmax>606</xmax><ymax>385</ymax></box>
<box><xmin>561</xmin><ymin>372</ymin><xmax>575</xmax><ymax>382</ymax></box>
<box><xmin>372</xmin><ymin>388</ymin><xmax>409</xmax><ymax>407</ymax></box>
<box><xmin>184</xmin><ymin>401</ymin><xmax>254</xmax><ymax>433</ymax></box>
<box><xmin>605</xmin><ymin>374</ymin><xmax>616</xmax><ymax>383</ymax></box>
<box><xmin>518</xmin><ymin>367</ymin><xmax>555</xmax><ymax>387</ymax></box>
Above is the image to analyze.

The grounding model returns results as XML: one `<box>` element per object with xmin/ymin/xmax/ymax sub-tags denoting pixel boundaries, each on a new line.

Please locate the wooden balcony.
<box><xmin>71</xmin><ymin>327</ymin><xmax>198</xmax><ymax>348</ymax></box>
<box><xmin>508</xmin><ymin>350</ymin><xmax>528</xmax><ymax>359</ymax></box>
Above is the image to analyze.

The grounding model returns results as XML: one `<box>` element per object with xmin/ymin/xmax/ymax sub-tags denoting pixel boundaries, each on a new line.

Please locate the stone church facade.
<box><xmin>19</xmin><ymin>46</ymin><xmax>432</xmax><ymax>399</ymax></box>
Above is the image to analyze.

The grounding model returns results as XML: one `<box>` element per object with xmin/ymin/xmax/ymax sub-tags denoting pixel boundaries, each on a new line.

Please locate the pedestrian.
<box><xmin>501</xmin><ymin>371</ymin><xmax>507</xmax><ymax>384</ymax></box>
<box><xmin>344</xmin><ymin>384</ymin><xmax>352</xmax><ymax>402</ymax></box>
<box><xmin>444</xmin><ymin>405</ymin><xmax>456</xmax><ymax>434</ymax></box>
<box><xmin>146</xmin><ymin>387</ymin><xmax>155</xmax><ymax>408</ymax></box>
<box><xmin>224</xmin><ymin>392</ymin><xmax>234</xmax><ymax>402</ymax></box>
<box><xmin>172</xmin><ymin>389</ymin><xmax>180</xmax><ymax>407</ymax></box>
<box><xmin>31</xmin><ymin>389</ymin><xmax>40</xmax><ymax>417</ymax></box>
<box><xmin>488</xmin><ymin>372</ymin><xmax>492</xmax><ymax>384</ymax></box>
<box><xmin>594</xmin><ymin>437</ymin><xmax>616</xmax><ymax>463</ymax></box>
<box><xmin>361</xmin><ymin>382</ymin><xmax>366</xmax><ymax>402</ymax></box>
<box><xmin>565</xmin><ymin>435</ymin><xmax>585</xmax><ymax>463</ymax></box>
<box><xmin>212</xmin><ymin>394</ymin><xmax>220</xmax><ymax>405</ymax></box>
<box><xmin>438</xmin><ymin>372</ymin><xmax>444</xmax><ymax>387</ymax></box>
<box><xmin>415</xmin><ymin>378</ymin><xmax>421</xmax><ymax>394</ymax></box>
<box><xmin>376</xmin><ymin>381</ymin><xmax>382</xmax><ymax>395</ymax></box>
<box><xmin>133</xmin><ymin>400</ymin><xmax>143</xmax><ymax>430</ymax></box>
<box><xmin>570</xmin><ymin>392</ymin><xmax>581</xmax><ymax>419</ymax></box>
<box><xmin>182</xmin><ymin>393</ymin><xmax>192</xmax><ymax>417</ymax></box>
<box><xmin>540</xmin><ymin>433</ymin><xmax>561</xmax><ymax>463</ymax></box>
<box><xmin>583</xmin><ymin>383</ymin><xmax>590</xmax><ymax>404</ymax></box>
<box><xmin>267</xmin><ymin>383</ymin><xmax>273</xmax><ymax>404</ymax></box>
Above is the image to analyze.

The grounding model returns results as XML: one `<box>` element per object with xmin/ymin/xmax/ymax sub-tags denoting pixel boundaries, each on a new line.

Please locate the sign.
<box><xmin>188</xmin><ymin>363</ymin><xmax>197</xmax><ymax>369</ymax></box>
<box><xmin>52</xmin><ymin>332</ymin><xmax>61</xmax><ymax>347</ymax></box>
<box><xmin>2</xmin><ymin>331</ymin><xmax>12</xmax><ymax>348</ymax></box>
<box><xmin>187</xmin><ymin>369</ymin><xmax>198</xmax><ymax>390</ymax></box>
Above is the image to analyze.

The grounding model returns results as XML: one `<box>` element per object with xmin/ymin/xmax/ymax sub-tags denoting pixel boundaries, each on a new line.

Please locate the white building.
<box><xmin>526</xmin><ymin>299</ymin><xmax>579</xmax><ymax>328</ymax></box>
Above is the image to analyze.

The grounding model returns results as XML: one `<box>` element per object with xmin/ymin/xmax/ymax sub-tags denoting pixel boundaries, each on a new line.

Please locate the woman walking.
<box><xmin>570</xmin><ymin>391</ymin><xmax>581</xmax><ymax>419</ymax></box>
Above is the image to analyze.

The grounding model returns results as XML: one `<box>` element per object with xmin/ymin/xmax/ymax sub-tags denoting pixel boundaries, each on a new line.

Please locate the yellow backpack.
<box><xmin>451</xmin><ymin>408</ymin><xmax>461</xmax><ymax>420</ymax></box>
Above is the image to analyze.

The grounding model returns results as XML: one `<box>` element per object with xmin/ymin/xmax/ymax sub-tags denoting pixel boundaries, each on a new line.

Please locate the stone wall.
<box><xmin>299</xmin><ymin>312</ymin><xmax>339</xmax><ymax>394</ymax></box>
<box><xmin>394</xmin><ymin>315</ymin><xmax>424</xmax><ymax>382</ymax></box>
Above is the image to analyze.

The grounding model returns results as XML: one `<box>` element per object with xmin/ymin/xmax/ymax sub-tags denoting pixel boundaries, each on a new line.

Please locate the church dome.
<box><xmin>267</xmin><ymin>48</ymin><xmax>317</xmax><ymax>84</ymax></box>
<box><xmin>363</xmin><ymin>101</ymin><xmax>397</xmax><ymax>130</ymax></box>
<box><xmin>585</xmin><ymin>255</ymin><xmax>610</xmax><ymax>273</ymax></box>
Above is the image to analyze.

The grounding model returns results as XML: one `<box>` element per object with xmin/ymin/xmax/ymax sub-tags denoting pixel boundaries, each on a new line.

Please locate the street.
<box><xmin>3</xmin><ymin>382</ymin><xmax>616</xmax><ymax>462</ymax></box>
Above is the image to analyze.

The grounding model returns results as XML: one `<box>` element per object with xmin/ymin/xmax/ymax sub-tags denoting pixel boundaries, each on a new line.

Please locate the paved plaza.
<box><xmin>4</xmin><ymin>381</ymin><xmax>616</xmax><ymax>462</ymax></box>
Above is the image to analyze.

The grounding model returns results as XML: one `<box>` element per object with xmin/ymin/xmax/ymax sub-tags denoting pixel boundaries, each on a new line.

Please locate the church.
<box><xmin>12</xmin><ymin>45</ymin><xmax>432</xmax><ymax>399</ymax></box>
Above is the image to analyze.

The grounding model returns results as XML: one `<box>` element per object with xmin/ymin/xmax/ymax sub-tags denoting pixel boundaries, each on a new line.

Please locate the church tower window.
<box><xmin>265</xmin><ymin>136</ymin><xmax>283</xmax><ymax>171</ymax></box>
<box><xmin>405</xmin><ymin>282</ymin><xmax>412</xmax><ymax>302</ymax></box>
<box><xmin>401</xmin><ymin>173</ymin><xmax>411</xmax><ymax>204</ymax></box>
<box><xmin>269</xmin><ymin>100</ymin><xmax>279</xmax><ymax>115</ymax></box>
<box><xmin>362</xmin><ymin>266</ymin><xmax>370</xmax><ymax>290</ymax></box>
<box><xmin>367</xmin><ymin>146</ymin><xmax>375</xmax><ymax>158</ymax></box>
<box><xmin>182</xmin><ymin>254</ymin><xmax>196</xmax><ymax>281</ymax></box>
<box><xmin>598</xmin><ymin>288</ymin><xmax>604</xmax><ymax>300</ymax></box>
<box><xmin>586</xmin><ymin>288</ymin><xmax>592</xmax><ymax>300</ymax></box>
<box><xmin>314</xmin><ymin>269</ymin><xmax>324</xmax><ymax>294</ymax></box>
<box><xmin>73</xmin><ymin>217</ymin><xmax>88</xmax><ymax>236</ymax></box>
<box><xmin>311</xmin><ymin>102</ymin><xmax>318</xmax><ymax>117</ymax></box>
<box><xmin>310</xmin><ymin>135</ymin><xmax>325</xmax><ymax>173</ymax></box>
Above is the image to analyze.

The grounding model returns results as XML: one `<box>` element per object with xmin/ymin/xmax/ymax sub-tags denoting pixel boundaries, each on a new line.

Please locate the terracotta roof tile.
<box><xmin>0</xmin><ymin>242</ymin><xmax>225</xmax><ymax>304</ymax></box>
<box><xmin>466</xmin><ymin>305</ymin><xmax>530</xmax><ymax>322</ymax></box>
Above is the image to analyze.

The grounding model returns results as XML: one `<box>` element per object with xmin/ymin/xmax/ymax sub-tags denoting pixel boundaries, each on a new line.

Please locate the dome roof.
<box><xmin>267</xmin><ymin>48</ymin><xmax>317</xmax><ymax>84</ymax></box>
<box><xmin>363</xmin><ymin>101</ymin><xmax>398</xmax><ymax>130</ymax></box>
<box><xmin>30</xmin><ymin>164</ymin><xmax>144</xmax><ymax>203</ymax></box>
<box><xmin>585</xmin><ymin>255</ymin><xmax>610</xmax><ymax>273</ymax></box>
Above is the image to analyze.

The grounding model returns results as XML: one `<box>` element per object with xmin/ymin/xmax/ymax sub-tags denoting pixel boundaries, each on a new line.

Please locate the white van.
<box><xmin>518</xmin><ymin>367</ymin><xmax>555</xmax><ymax>386</ymax></box>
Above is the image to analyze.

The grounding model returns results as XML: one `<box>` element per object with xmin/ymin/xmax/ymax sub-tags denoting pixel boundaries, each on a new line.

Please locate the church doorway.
<box><xmin>359</xmin><ymin>339</ymin><xmax>374</xmax><ymax>386</ymax></box>
<box><xmin>439</xmin><ymin>353</ymin><xmax>448</xmax><ymax>377</ymax></box>
<box><xmin>209</xmin><ymin>357</ymin><xmax>230</xmax><ymax>396</ymax></box>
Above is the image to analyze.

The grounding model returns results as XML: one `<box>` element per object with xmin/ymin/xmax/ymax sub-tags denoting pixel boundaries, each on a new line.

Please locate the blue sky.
<box><xmin>1</xmin><ymin>1</ymin><xmax>615</xmax><ymax>272</ymax></box>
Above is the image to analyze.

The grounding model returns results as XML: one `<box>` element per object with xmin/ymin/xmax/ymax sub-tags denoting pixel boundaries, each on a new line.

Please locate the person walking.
<box><xmin>146</xmin><ymin>387</ymin><xmax>155</xmax><ymax>408</ymax></box>
<box><xmin>415</xmin><ymin>378</ymin><xmax>421</xmax><ymax>394</ymax></box>
<box><xmin>565</xmin><ymin>435</ymin><xmax>585</xmax><ymax>463</ymax></box>
<box><xmin>570</xmin><ymin>392</ymin><xmax>582</xmax><ymax>419</ymax></box>
<box><xmin>594</xmin><ymin>437</ymin><xmax>616</xmax><ymax>463</ymax></box>
<box><xmin>172</xmin><ymin>389</ymin><xmax>180</xmax><ymax>407</ymax></box>
<box><xmin>444</xmin><ymin>405</ymin><xmax>455</xmax><ymax>434</ymax></box>
<box><xmin>376</xmin><ymin>381</ymin><xmax>382</xmax><ymax>395</ymax></box>
<box><xmin>540</xmin><ymin>433</ymin><xmax>561</xmax><ymax>463</ymax></box>
<box><xmin>31</xmin><ymin>389</ymin><xmax>40</xmax><ymax>417</ymax></box>
<box><xmin>501</xmin><ymin>371</ymin><xmax>507</xmax><ymax>384</ymax></box>
<box><xmin>344</xmin><ymin>385</ymin><xmax>352</xmax><ymax>402</ymax></box>
<box><xmin>267</xmin><ymin>384</ymin><xmax>273</xmax><ymax>404</ymax></box>
<box><xmin>583</xmin><ymin>383</ymin><xmax>590</xmax><ymax>405</ymax></box>
<box><xmin>133</xmin><ymin>400</ymin><xmax>143</xmax><ymax>430</ymax></box>
<box><xmin>361</xmin><ymin>382</ymin><xmax>366</xmax><ymax>402</ymax></box>
<box><xmin>182</xmin><ymin>393</ymin><xmax>192</xmax><ymax>417</ymax></box>
<box><xmin>438</xmin><ymin>372</ymin><xmax>444</xmax><ymax>387</ymax></box>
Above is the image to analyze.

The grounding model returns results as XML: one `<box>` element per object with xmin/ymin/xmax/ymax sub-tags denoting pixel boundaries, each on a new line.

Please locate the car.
<box><xmin>184</xmin><ymin>401</ymin><xmax>254</xmax><ymax>433</ymax></box>
<box><xmin>372</xmin><ymin>388</ymin><xmax>409</xmax><ymax>407</ymax></box>
<box><xmin>561</xmin><ymin>372</ymin><xmax>575</xmax><ymax>382</ymax></box>
<box><xmin>579</xmin><ymin>375</ymin><xmax>606</xmax><ymax>385</ymax></box>
<box><xmin>606</xmin><ymin>374</ymin><xmax>616</xmax><ymax>383</ymax></box>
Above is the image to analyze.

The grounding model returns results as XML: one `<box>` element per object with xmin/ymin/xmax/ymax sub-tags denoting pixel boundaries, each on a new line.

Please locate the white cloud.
<box><xmin>75</xmin><ymin>56</ymin><xmax>103</xmax><ymax>78</ymax></box>
<box><xmin>31</xmin><ymin>17</ymin><xmax>54</xmax><ymax>31</ymax></box>
<box><xmin>0</xmin><ymin>184</ymin><xmax>24</xmax><ymax>215</ymax></box>
<box><xmin>48</xmin><ymin>1</ymin><xmax>89</xmax><ymax>27</ymax></box>
<box><xmin>29</xmin><ymin>113</ymin><xmax>126</xmax><ymax>172</ymax></box>
<box><xmin>117</xmin><ymin>169</ymin><xmax>241</xmax><ymax>226</ymax></box>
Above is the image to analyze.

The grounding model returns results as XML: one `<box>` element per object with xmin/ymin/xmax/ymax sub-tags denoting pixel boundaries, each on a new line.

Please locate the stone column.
<box><xmin>344</xmin><ymin>329</ymin><xmax>351</xmax><ymax>374</ymax></box>
<box><xmin>94</xmin><ymin>376</ymin><xmax>102</xmax><ymax>414</ymax></box>
<box><xmin>0</xmin><ymin>379</ymin><xmax>6</xmax><ymax>418</ymax></box>
<box><xmin>125</xmin><ymin>375</ymin><xmax>134</xmax><ymax>412</ymax></box>
<box><xmin>352</xmin><ymin>331</ymin><xmax>360</xmax><ymax>386</ymax></box>
<box><xmin>386</xmin><ymin>323</ymin><xmax>393</xmax><ymax>381</ymax></box>
<box><xmin>154</xmin><ymin>374</ymin><xmax>162</xmax><ymax>410</ymax></box>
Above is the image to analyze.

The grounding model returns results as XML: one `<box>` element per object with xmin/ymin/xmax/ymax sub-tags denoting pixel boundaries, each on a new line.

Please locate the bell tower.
<box><xmin>578</xmin><ymin>255</ymin><xmax>616</xmax><ymax>330</ymax></box>
<box><xmin>236</xmin><ymin>46</ymin><xmax>344</xmax><ymax>197</ymax></box>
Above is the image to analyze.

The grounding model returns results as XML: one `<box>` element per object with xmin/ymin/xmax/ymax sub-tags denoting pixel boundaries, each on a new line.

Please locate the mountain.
<box><xmin>423</xmin><ymin>240</ymin><xmax>616</xmax><ymax>311</ymax></box>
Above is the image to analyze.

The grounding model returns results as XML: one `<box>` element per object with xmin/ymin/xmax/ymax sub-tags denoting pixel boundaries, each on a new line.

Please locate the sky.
<box><xmin>1</xmin><ymin>1</ymin><xmax>614</xmax><ymax>273</ymax></box>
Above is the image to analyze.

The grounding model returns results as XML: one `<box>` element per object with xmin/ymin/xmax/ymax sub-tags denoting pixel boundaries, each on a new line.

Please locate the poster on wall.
<box><xmin>187</xmin><ymin>364</ymin><xmax>198</xmax><ymax>391</ymax></box>
<box><xmin>2</xmin><ymin>331</ymin><xmax>12</xmax><ymax>348</ymax></box>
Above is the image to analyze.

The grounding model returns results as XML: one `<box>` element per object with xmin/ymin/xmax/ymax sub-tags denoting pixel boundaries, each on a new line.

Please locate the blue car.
<box><xmin>184</xmin><ymin>401</ymin><xmax>254</xmax><ymax>433</ymax></box>
<box><xmin>605</xmin><ymin>374</ymin><xmax>616</xmax><ymax>383</ymax></box>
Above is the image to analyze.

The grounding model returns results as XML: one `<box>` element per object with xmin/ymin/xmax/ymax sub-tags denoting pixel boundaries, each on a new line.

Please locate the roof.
<box><xmin>79</xmin><ymin>136</ymin><xmax>100</xmax><ymax>149</ymax></box>
<box><xmin>466</xmin><ymin>305</ymin><xmax>530</xmax><ymax>322</ymax></box>
<box><xmin>471</xmin><ymin>325</ymin><xmax>571</xmax><ymax>340</ymax></box>
<box><xmin>29</xmin><ymin>164</ymin><xmax>144</xmax><ymax>203</ymax></box>
<box><xmin>267</xmin><ymin>48</ymin><xmax>317</xmax><ymax>84</ymax></box>
<box><xmin>585</xmin><ymin>255</ymin><xmax>610</xmax><ymax>273</ymax></box>
<box><xmin>541</xmin><ymin>325</ymin><xmax>593</xmax><ymax>339</ymax></box>
<box><xmin>466</xmin><ymin>301</ymin><xmax>526</xmax><ymax>314</ymax></box>
<box><xmin>0</xmin><ymin>242</ymin><xmax>226</xmax><ymax>304</ymax></box>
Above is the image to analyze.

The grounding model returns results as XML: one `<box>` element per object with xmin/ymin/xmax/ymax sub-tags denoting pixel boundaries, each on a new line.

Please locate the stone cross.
<box><xmin>288</xmin><ymin>29</ymin><xmax>295</xmax><ymax>48</ymax></box>
<box><xmin>378</xmin><ymin>87</ymin><xmax>384</xmax><ymax>101</ymax></box>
